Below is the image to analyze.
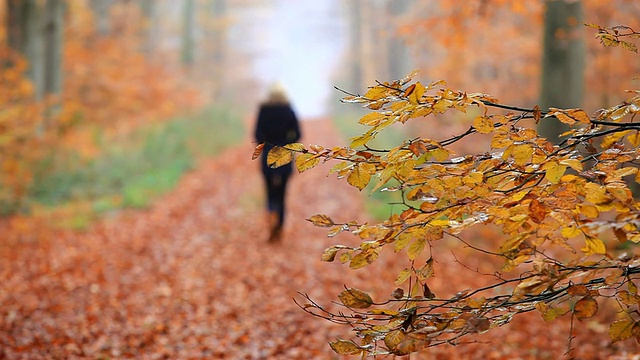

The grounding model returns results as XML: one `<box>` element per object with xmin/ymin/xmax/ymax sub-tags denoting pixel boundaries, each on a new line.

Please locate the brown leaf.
<box><xmin>328</xmin><ymin>339</ymin><xmax>362</xmax><ymax>355</ymax></box>
<box><xmin>567</xmin><ymin>284</ymin><xmax>589</xmax><ymax>296</ymax></box>
<box><xmin>307</xmin><ymin>214</ymin><xmax>334</xmax><ymax>227</ymax></box>
<box><xmin>338</xmin><ymin>288</ymin><xmax>374</xmax><ymax>309</ymax></box>
<box><xmin>573</xmin><ymin>296</ymin><xmax>598</xmax><ymax>320</ymax></box>
<box><xmin>252</xmin><ymin>143</ymin><xmax>264</xmax><ymax>160</ymax></box>
<box><xmin>528</xmin><ymin>199</ymin><xmax>548</xmax><ymax>224</ymax></box>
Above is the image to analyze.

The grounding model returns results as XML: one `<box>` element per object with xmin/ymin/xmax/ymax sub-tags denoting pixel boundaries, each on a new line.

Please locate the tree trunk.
<box><xmin>89</xmin><ymin>0</ymin><xmax>114</xmax><ymax>36</ymax></box>
<box><xmin>7</xmin><ymin>0</ymin><xmax>45</xmax><ymax>100</ymax></box>
<box><xmin>386</xmin><ymin>0</ymin><xmax>413</xmax><ymax>80</ymax></box>
<box><xmin>181</xmin><ymin>0</ymin><xmax>196</xmax><ymax>67</ymax></box>
<box><xmin>42</xmin><ymin>0</ymin><xmax>64</xmax><ymax>129</ymax></box>
<box><xmin>140</xmin><ymin>0</ymin><xmax>158</xmax><ymax>55</ymax></box>
<box><xmin>43</xmin><ymin>0</ymin><xmax>64</xmax><ymax>98</ymax></box>
<box><xmin>206</xmin><ymin>0</ymin><xmax>227</xmax><ymax>100</ymax></box>
<box><xmin>538</xmin><ymin>0</ymin><xmax>585</xmax><ymax>144</ymax></box>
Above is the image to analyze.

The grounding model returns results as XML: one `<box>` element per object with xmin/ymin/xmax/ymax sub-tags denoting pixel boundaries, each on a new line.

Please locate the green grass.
<box><xmin>23</xmin><ymin>106</ymin><xmax>244</xmax><ymax>227</ymax></box>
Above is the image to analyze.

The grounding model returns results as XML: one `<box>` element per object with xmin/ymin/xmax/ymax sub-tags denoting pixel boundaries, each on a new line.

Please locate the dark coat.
<box><xmin>254</xmin><ymin>103</ymin><xmax>301</xmax><ymax>176</ymax></box>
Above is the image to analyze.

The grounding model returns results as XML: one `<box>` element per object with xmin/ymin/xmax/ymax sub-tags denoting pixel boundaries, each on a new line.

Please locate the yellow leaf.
<box><xmin>621</xmin><ymin>40</ymin><xmax>638</xmax><ymax>53</ymax></box>
<box><xmin>581</xmin><ymin>236</ymin><xmax>606</xmax><ymax>256</ymax></box>
<box><xmin>359</xmin><ymin>112</ymin><xmax>386</xmax><ymax>126</ymax></box>
<box><xmin>584</xmin><ymin>183</ymin><xmax>611</xmax><ymax>205</ymax></box>
<box><xmin>329</xmin><ymin>161</ymin><xmax>350</xmax><ymax>175</ymax></box>
<box><xmin>417</xmin><ymin>258</ymin><xmax>435</xmax><ymax>280</ymax></box>
<box><xmin>499</xmin><ymin>233</ymin><xmax>529</xmax><ymax>256</ymax></box>
<box><xmin>491</xmin><ymin>133</ymin><xmax>512</xmax><ymax>148</ymax></box>
<box><xmin>628</xmin><ymin>131</ymin><xmax>640</xmax><ymax>147</ymax></box>
<box><xmin>615</xmin><ymin>167</ymin><xmax>638</xmax><ymax>178</ymax></box>
<box><xmin>512</xmin><ymin>275</ymin><xmax>548</xmax><ymax>300</ymax></box>
<box><xmin>463</xmin><ymin>171</ymin><xmax>483</xmax><ymax>186</ymax></box>
<box><xmin>384</xmin><ymin>330</ymin><xmax>405</xmax><ymax>353</ymax></box>
<box><xmin>429</xmin><ymin>147</ymin><xmax>450</xmax><ymax>162</ymax></box>
<box><xmin>543</xmin><ymin>161</ymin><xmax>566</xmax><ymax>184</ymax></box>
<box><xmin>473</xmin><ymin>115</ymin><xmax>494</xmax><ymax>134</ymax></box>
<box><xmin>347</xmin><ymin>163</ymin><xmax>373</xmax><ymax>191</ymax></box>
<box><xmin>560</xmin><ymin>158</ymin><xmax>583</xmax><ymax>172</ymax></box>
<box><xmin>536</xmin><ymin>302</ymin><xmax>568</xmax><ymax>322</ymax></box>
<box><xmin>548</xmin><ymin>108</ymin><xmax>576</xmax><ymax>125</ymax></box>
<box><xmin>349</xmin><ymin>249</ymin><xmax>378</xmax><ymax>269</ymax></box>
<box><xmin>601</xmin><ymin>131</ymin><xmax>628</xmax><ymax>149</ymax></box>
<box><xmin>295</xmin><ymin>153</ymin><xmax>320</xmax><ymax>173</ymax></box>
<box><xmin>565</xmin><ymin>109</ymin><xmax>591</xmax><ymax>124</ymax></box>
<box><xmin>512</xmin><ymin>144</ymin><xmax>533</xmax><ymax>166</ymax></box>
<box><xmin>561</xmin><ymin>226</ymin><xmax>581</xmax><ymax>239</ymax></box>
<box><xmin>394</xmin><ymin>232</ymin><xmax>414</xmax><ymax>252</ymax></box>
<box><xmin>321</xmin><ymin>246</ymin><xmax>340</xmax><ymax>262</ymax></box>
<box><xmin>597</xmin><ymin>33</ymin><xmax>619</xmax><ymax>48</ymax></box>
<box><xmin>607</xmin><ymin>183</ymin><xmax>631</xmax><ymax>203</ymax></box>
<box><xmin>350</xmin><ymin>132</ymin><xmax>374</xmax><ymax>148</ymax></box>
<box><xmin>609</xmin><ymin>319</ymin><xmax>635</xmax><ymax>343</ymax></box>
<box><xmin>407</xmin><ymin>238</ymin><xmax>426</xmax><ymax>260</ymax></box>
<box><xmin>395</xmin><ymin>268</ymin><xmax>412</xmax><ymax>285</ymax></box>
<box><xmin>267</xmin><ymin>146</ymin><xmax>293</xmax><ymax>168</ymax></box>
<box><xmin>573</xmin><ymin>296</ymin><xmax>598</xmax><ymax>320</ymax></box>
<box><xmin>284</xmin><ymin>142</ymin><xmax>305</xmax><ymax>151</ymax></box>
<box><xmin>338</xmin><ymin>288</ymin><xmax>374</xmax><ymax>309</ymax></box>
<box><xmin>363</xmin><ymin>86</ymin><xmax>388</xmax><ymax>101</ymax></box>
<box><xmin>329</xmin><ymin>339</ymin><xmax>363</xmax><ymax>355</ymax></box>
<box><xmin>577</xmin><ymin>204</ymin><xmax>599</xmax><ymax>218</ymax></box>
<box><xmin>408</xmin><ymin>81</ymin><xmax>426</xmax><ymax>104</ymax></box>
<box><xmin>610</xmin><ymin>106</ymin><xmax>629</xmax><ymax>121</ymax></box>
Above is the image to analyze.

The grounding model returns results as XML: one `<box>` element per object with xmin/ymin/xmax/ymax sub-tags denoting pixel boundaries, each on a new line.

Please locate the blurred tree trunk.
<box><xmin>385</xmin><ymin>0</ymin><xmax>413</xmax><ymax>80</ymax></box>
<box><xmin>206</xmin><ymin>0</ymin><xmax>227</xmax><ymax>100</ymax></box>
<box><xmin>89</xmin><ymin>0</ymin><xmax>114</xmax><ymax>36</ymax></box>
<box><xmin>181</xmin><ymin>0</ymin><xmax>196</xmax><ymax>67</ymax></box>
<box><xmin>43</xmin><ymin>0</ymin><xmax>64</xmax><ymax>98</ymax></box>
<box><xmin>7</xmin><ymin>0</ymin><xmax>64</xmax><ymax>129</ymax></box>
<box><xmin>7</xmin><ymin>0</ymin><xmax>45</xmax><ymax>100</ymax></box>
<box><xmin>538</xmin><ymin>0</ymin><xmax>585</xmax><ymax>144</ymax></box>
<box><xmin>139</xmin><ymin>0</ymin><xmax>158</xmax><ymax>55</ymax></box>
<box><xmin>346</xmin><ymin>1</ymin><xmax>362</xmax><ymax>91</ymax></box>
<box><xmin>346</xmin><ymin>0</ymin><xmax>375</xmax><ymax>91</ymax></box>
<box><xmin>42</xmin><ymin>0</ymin><xmax>64</xmax><ymax>128</ymax></box>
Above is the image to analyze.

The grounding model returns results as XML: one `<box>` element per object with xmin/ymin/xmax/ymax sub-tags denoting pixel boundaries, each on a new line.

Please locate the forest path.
<box><xmin>0</xmin><ymin>119</ymin><xmax>378</xmax><ymax>359</ymax></box>
<box><xmin>0</xmin><ymin>119</ymin><xmax>632</xmax><ymax>359</ymax></box>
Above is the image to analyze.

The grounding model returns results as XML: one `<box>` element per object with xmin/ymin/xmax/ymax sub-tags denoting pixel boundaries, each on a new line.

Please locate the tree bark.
<box><xmin>206</xmin><ymin>0</ymin><xmax>227</xmax><ymax>99</ymax></box>
<box><xmin>181</xmin><ymin>0</ymin><xmax>196</xmax><ymax>67</ymax></box>
<box><xmin>43</xmin><ymin>0</ymin><xmax>64</xmax><ymax>98</ymax></box>
<box><xmin>385</xmin><ymin>0</ymin><xmax>413</xmax><ymax>80</ymax></box>
<box><xmin>538</xmin><ymin>0</ymin><xmax>585</xmax><ymax>144</ymax></box>
<box><xmin>89</xmin><ymin>0</ymin><xmax>114</xmax><ymax>36</ymax></box>
<box><xmin>140</xmin><ymin>0</ymin><xmax>158</xmax><ymax>55</ymax></box>
<box><xmin>7</xmin><ymin>0</ymin><xmax>45</xmax><ymax>100</ymax></box>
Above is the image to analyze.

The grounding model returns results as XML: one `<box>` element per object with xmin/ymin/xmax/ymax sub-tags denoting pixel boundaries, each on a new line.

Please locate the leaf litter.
<box><xmin>0</xmin><ymin>119</ymin><xmax>638</xmax><ymax>359</ymax></box>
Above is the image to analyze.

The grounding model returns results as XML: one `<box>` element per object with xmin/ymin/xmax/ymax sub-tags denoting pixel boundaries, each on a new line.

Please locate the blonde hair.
<box><xmin>265</xmin><ymin>82</ymin><xmax>289</xmax><ymax>105</ymax></box>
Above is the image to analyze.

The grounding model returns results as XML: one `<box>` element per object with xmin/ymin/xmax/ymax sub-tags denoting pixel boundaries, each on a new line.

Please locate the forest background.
<box><xmin>2</xmin><ymin>0</ymin><xmax>640</xmax><ymax>359</ymax></box>
<box><xmin>1</xmin><ymin>0</ymin><xmax>639</xmax><ymax>222</ymax></box>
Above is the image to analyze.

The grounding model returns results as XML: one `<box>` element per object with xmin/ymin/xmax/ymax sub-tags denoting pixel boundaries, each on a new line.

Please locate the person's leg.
<box><xmin>265</xmin><ymin>173</ymin><xmax>284</xmax><ymax>242</ymax></box>
<box><xmin>275</xmin><ymin>174</ymin><xmax>290</xmax><ymax>227</ymax></box>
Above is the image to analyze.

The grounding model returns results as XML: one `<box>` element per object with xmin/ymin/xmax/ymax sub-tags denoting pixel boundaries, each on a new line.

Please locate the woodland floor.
<box><xmin>1</xmin><ymin>119</ymin><xmax>640</xmax><ymax>359</ymax></box>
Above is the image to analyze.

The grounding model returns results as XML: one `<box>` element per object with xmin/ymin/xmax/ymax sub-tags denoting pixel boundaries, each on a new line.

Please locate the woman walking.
<box><xmin>254</xmin><ymin>83</ymin><xmax>301</xmax><ymax>242</ymax></box>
